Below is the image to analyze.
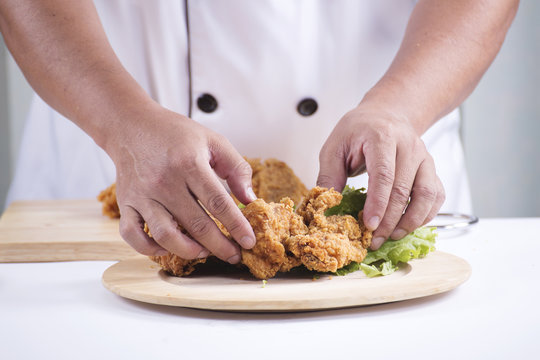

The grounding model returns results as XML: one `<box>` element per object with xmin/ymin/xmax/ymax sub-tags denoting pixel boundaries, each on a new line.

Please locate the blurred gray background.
<box><xmin>1</xmin><ymin>1</ymin><xmax>539</xmax><ymax>217</ymax></box>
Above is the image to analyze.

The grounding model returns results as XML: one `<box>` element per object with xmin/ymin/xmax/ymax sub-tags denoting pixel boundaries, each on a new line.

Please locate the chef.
<box><xmin>0</xmin><ymin>1</ymin><xmax>518</xmax><ymax>264</ymax></box>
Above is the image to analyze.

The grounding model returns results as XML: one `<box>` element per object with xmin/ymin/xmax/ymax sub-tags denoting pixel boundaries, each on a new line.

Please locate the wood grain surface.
<box><xmin>0</xmin><ymin>200</ymin><xmax>138</xmax><ymax>262</ymax></box>
<box><xmin>102</xmin><ymin>251</ymin><xmax>472</xmax><ymax>312</ymax></box>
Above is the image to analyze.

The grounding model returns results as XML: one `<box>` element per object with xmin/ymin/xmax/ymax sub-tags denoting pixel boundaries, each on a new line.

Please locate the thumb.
<box><xmin>317</xmin><ymin>143</ymin><xmax>348</xmax><ymax>192</ymax></box>
<box><xmin>210</xmin><ymin>137</ymin><xmax>256</xmax><ymax>205</ymax></box>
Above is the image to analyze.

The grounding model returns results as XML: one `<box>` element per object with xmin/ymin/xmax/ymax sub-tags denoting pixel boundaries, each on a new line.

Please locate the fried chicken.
<box><xmin>285</xmin><ymin>233</ymin><xmax>364</xmax><ymax>273</ymax></box>
<box><xmin>97</xmin><ymin>160</ymin><xmax>372</xmax><ymax>279</ymax></box>
<box><xmin>240</xmin><ymin>198</ymin><xmax>307</xmax><ymax>279</ymax></box>
<box><xmin>286</xmin><ymin>187</ymin><xmax>372</xmax><ymax>273</ymax></box>
<box><xmin>97</xmin><ymin>183</ymin><xmax>120</xmax><ymax>218</ymax></box>
<box><xmin>150</xmin><ymin>253</ymin><xmax>207</xmax><ymax>277</ymax></box>
<box><xmin>248</xmin><ymin>158</ymin><xmax>308</xmax><ymax>205</ymax></box>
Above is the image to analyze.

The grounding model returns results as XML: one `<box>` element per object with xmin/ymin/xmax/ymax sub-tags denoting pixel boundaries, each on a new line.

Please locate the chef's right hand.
<box><xmin>106</xmin><ymin>105</ymin><xmax>257</xmax><ymax>264</ymax></box>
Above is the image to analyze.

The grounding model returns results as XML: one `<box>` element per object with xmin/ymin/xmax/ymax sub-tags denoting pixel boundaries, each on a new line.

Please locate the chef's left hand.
<box><xmin>317</xmin><ymin>104</ymin><xmax>445</xmax><ymax>250</ymax></box>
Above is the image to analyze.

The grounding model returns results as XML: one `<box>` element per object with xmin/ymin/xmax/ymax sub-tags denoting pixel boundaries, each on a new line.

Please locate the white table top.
<box><xmin>2</xmin><ymin>218</ymin><xmax>539</xmax><ymax>360</ymax></box>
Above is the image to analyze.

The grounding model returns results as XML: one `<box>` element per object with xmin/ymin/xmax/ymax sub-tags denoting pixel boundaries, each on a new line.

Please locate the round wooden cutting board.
<box><xmin>102</xmin><ymin>251</ymin><xmax>471</xmax><ymax>312</ymax></box>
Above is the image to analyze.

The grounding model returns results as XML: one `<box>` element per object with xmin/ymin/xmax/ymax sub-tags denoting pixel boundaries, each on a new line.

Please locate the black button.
<box><xmin>297</xmin><ymin>98</ymin><xmax>318</xmax><ymax>116</ymax></box>
<box><xmin>197</xmin><ymin>93</ymin><xmax>218</xmax><ymax>113</ymax></box>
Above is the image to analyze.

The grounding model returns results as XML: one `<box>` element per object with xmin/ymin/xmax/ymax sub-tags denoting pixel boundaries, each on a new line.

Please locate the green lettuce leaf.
<box><xmin>363</xmin><ymin>227</ymin><xmax>437</xmax><ymax>265</ymax></box>
<box><xmin>360</xmin><ymin>261</ymin><xmax>397</xmax><ymax>277</ymax></box>
<box><xmin>360</xmin><ymin>227</ymin><xmax>437</xmax><ymax>277</ymax></box>
<box><xmin>324</xmin><ymin>185</ymin><xmax>367</xmax><ymax>219</ymax></box>
<box><xmin>334</xmin><ymin>261</ymin><xmax>361</xmax><ymax>276</ymax></box>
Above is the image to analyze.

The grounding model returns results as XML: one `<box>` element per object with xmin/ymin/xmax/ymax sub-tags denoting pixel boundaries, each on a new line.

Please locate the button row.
<box><xmin>196</xmin><ymin>93</ymin><xmax>318</xmax><ymax>116</ymax></box>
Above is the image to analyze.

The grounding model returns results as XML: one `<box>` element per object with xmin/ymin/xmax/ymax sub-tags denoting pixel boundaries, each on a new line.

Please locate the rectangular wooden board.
<box><xmin>0</xmin><ymin>200</ymin><xmax>138</xmax><ymax>262</ymax></box>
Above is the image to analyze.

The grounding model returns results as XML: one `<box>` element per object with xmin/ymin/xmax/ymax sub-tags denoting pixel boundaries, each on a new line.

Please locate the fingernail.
<box><xmin>391</xmin><ymin>228</ymin><xmax>408</xmax><ymax>240</ymax></box>
<box><xmin>197</xmin><ymin>249</ymin><xmax>210</xmax><ymax>258</ymax></box>
<box><xmin>247</xmin><ymin>187</ymin><xmax>257</xmax><ymax>202</ymax></box>
<box><xmin>371</xmin><ymin>237</ymin><xmax>386</xmax><ymax>250</ymax></box>
<box><xmin>155</xmin><ymin>249</ymin><xmax>169</xmax><ymax>257</ymax></box>
<box><xmin>366</xmin><ymin>216</ymin><xmax>380</xmax><ymax>230</ymax></box>
<box><xmin>227</xmin><ymin>254</ymin><xmax>241</xmax><ymax>264</ymax></box>
<box><xmin>241</xmin><ymin>235</ymin><xmax>256</xmax><ymax>248</ymax></box>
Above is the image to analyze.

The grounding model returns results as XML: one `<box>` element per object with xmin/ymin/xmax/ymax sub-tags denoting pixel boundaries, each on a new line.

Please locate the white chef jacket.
<box><xmin>6</xmin><ymin>0</ymin><xmax>473</xmax><ymax>214</ymax></box>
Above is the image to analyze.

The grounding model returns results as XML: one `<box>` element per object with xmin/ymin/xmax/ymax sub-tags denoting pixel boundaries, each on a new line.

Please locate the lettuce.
<box><xmin>360</xmin><ymin>227</ymin><xmax>437</xmax><ymax>277</ymax></box>
<box><xmin>324</xmin><ymin>186</ymin><xmax>367</xmax><ymax>219</ymax></box>
<box><xmin>327</xmin><ymin>186</ymin><xmax>437</xmax><ymax>277</ymax></box>
<box><xmin>360</xmin><ymin>261</ymin><xmax>396</xmax><ymax>277</ymax></box>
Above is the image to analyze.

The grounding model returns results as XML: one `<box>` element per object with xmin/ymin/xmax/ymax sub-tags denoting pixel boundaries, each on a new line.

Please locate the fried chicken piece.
<box><xmin>147</xmin><ymin>213</ymin><xmax>230</xmax><ymax>277</ymax></box>
<box><xmin>240</xmin><ymin>198</ymin><xmax>307</xmax><ymax>279</ymax></box>
<box><xmin>286</xmin><ymin>232</ymin><xmax>367</xmax><ymax>273</ymax></box>
<box><xmin>97</xmin><ymin>183</ymin><xmax>120</xmax><ymax>219</ymax></box>
<box><xmin>150</xmin><ymin>253</ymin><xmax>207</xmax><ymax>277</ymax></box>
<box><xmin>248</xmin><ymin>158</ymin><xmax>308</xmax><ymax>205</ymax></box>
<box><xmin>357</xmin><ymin>210</ymin><xmax>374</xmax><ymax>249</ymax></box>
<box><xmin>295</xmin><ymin>186</ymin><xmax>341</xmax><ymax>224</ymax></box>
<box><xmin>287</xmin><ymin>186</ymin><xmax>371</xmax><ymax>272</ymax></box>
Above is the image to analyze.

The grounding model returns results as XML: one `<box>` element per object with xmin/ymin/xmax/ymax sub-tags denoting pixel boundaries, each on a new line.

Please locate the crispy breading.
<box><xmin>288</xmin><ymin>186</ymin><xmax>370</xmax><ymax>273</ymax></box>
<box><xmin>286</xmin><ymin>232</ymin><xmax>366</xmax><ymax>273</ymax></box>
<box><xmin>149</xmin><ymin>253</ymin><xmax>207</xmax><ymax>277</ymax></box>
<box><xmin>357</xmin><ymin>210</ymin><xmax>373</xmax><ymax>249</ymax></box>
<box><xmin>240</xmin><ymin>198</ymin><xmax>307</xmax><ymax>279</ymax></box>
<box><xmin>296</xmin><ymin>186</ymin><xmax>341</xmax><ymax>224</ymax></box>
<box><xmin>248</xmin><ymin>158</ymin><xmax>308</xmax><ymax>206</ymax></box>
<box><xmin>97</xmin><ymin>183</ymin><xmax>120</xmax><ymax>219</ymax></box>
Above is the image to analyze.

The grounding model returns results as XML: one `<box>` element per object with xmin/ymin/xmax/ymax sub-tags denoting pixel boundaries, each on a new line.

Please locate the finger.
<box><xmin>173</xmin><ymin>188</ymin><xmax>243</xmax><ymax>264</ymax></box>
<box><xmin>139</xmin><ymin>199</ymin><xmax>209</xmax><ymax>260</ymax></box>
<box><xmin>422</xmin><ymin>175</ymin><xmax>446</xmax><ymax>226</ymax></box>
<box><xmin>118</xmin><ymin>205</ymin><xmax>169</xmax><ymax>256</ymax></box>
<box><xmin>362</xmin><ymin>138</ymin><xmax>397</xmax><ymax>233</ymax></box>
<box><xmin>187</xmin><ymin>166</ymin><xmax>256</xmax><ymax>250</ymax></box>
<box><xmin>390</xmin><ymin>157</ymin><xmax>439</xmax><ymax>239</ymax></box>
<box><xmin>316</xmin><ymin>140</ymin><xmax>348</xmax><ymax>191</ymax></box>
<box><xmin>209</xmin><ymin>136</ymin><xmax>257</xmax><ymax>204</ymax></box>
<box><xmin>373</xmin><ymin>142</ymin><xmax>423</xmax><ymax>243</ymax></box>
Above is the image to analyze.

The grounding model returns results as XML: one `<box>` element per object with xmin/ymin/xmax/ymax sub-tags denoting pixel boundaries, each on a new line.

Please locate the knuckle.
<box><xmin>438</xmin><ymin>185</ymin><xmax>446</xmax><ymax>205</ymax></box>
<box><xmin>187</xmin><ymin>216</ymin><xmax>213</xmax><ymax>239</ymax></box>
<box><xmin>178</xmin><ymin>154</ymin><xmax>202</xmax><ymax>176</ymax></box>
<box><xmin>319</xmin><ymin>142</ymin><xmax>344</xmax><ymax>162</ymax></box>
<box><xmin>234</xmin><ymin>160</ymin><xmax>252</xmax><ymax>179</ymax></box>
<box><xmin>372</xmin><ymin>122</ymin><xmax>394</xmax><ymax>141</ymax></box>
<box><xmin>212</xmin><ymin>133</ymin><xmax>228</xmax><ymax>146</ymax></box>
<box><xmin>391</xmin><ymin>183</ymin><xmax>411</xmax><ymax>205</ymax></box>
<box><xmin>413</xmin><ymin>138</ymin><xmax>427</xmax><ymax>153</ymax></box>
<box><xmin>402</xmin><ymin>213</ymin><xmax>424</xmax><ymax>232</ymax></box>
<box><xmin>413</xmin><ymin>184</ymin><xmax>437</xmax><ymax>203</ymax></box>
<box><xmin>145</xmin><ymin>170</ymin><xmax>168</xmax><ymax>189</ymax></box>
<box><xmin>119</xmin><ymin>220</ymin><xmax>137</xmax><ymax>242</ymax></box>
<box><xmin>316</xmin><ymin>173</ymin><xmax>334</xmax><ymax>187</ymax></box>
<box><xmin>224</xmin><ymin>217</ymin><xmax>246</xmax><ymax>235</ymax></box>
<box><xmin>119</xmin><ymin>219</ymin><xmax>159</xmax><ymax>256</ymax></box>
<box><xmin>207</xmin><ymin>193</ymin><xmax>232</xmax><ymax>217</ymax></box>
<box><xmin>132</xmin><ymin>242</ymin><xmax>158</xmax><ymax>256</ymax></box>
<box><xmin>372</xmin><ymin>164</ymin><xmax>395</xmax><ymax>187</ymax></box>
<box><xmin>149</xmin><ymin>223</ymin><xmax>176</xmax><ymax>244</ymax></box>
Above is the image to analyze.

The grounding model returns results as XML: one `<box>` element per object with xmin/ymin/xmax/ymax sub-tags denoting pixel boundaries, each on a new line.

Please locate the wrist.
<box><xmin>359</xmin><ymin>76</ymin><xmax>433</xmax><ymax>136</ymax></box>
<box><xmin>75</xmin><ymin>81</ymin><xmax>160</xmax><ymax>158</ymax></box>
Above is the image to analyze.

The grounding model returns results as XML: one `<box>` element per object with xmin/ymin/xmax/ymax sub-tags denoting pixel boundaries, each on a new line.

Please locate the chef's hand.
<box><xmin>317</xmin><ymin>105</ymin><xmax>445</xmax><ymax>250</ymax></box>
<box><xmin>108</xmin><ymin>105</ymin><xmax>257</xmax><ymax>263</ymax></box>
